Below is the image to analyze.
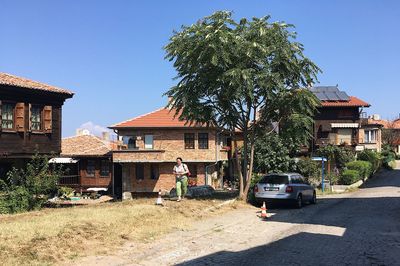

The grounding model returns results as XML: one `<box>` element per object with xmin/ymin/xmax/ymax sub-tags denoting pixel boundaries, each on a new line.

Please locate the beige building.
<box><xmin>109</xmin><ymin>108</ymin><xmax>229</xmax><ymax>198</ymax></box>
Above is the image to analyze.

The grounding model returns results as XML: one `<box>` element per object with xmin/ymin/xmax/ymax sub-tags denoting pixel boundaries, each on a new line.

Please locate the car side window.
<box><xmin>290</xmin><ymin>176</ymin><xmax>299</xmax><ymax>184</ymax></box>
<box><xmin>297</xmin><ymin>175</ymin><xmax>305</xmax><ymax>184</ymax></box>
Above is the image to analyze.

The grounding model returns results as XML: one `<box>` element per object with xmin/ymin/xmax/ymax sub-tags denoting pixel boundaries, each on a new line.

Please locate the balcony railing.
<box><xmin>58</xmin><ymin>175</ymin><xmax>80</xmax><ymax>185</ymax></box>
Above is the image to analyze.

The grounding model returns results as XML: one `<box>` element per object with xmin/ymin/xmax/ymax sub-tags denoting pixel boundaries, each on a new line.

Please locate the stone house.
<box><xmin>311</xmin><ymin>86</ymin><xmax>382</xmax><ymax>152</ymax></box>
<box><xmin>0</xmin><ymin>72</ymin><xmax>73</xmax><ymax>179</ymax></box>
<box><xmin>51</xmin><ymin>133</ymin><xmax>114</xmax><ymax>192</ymax></box>
<box><xmin>109</xmin><ymin>107</ymin><xmax>230</xmax><ymax>198</ymax></box>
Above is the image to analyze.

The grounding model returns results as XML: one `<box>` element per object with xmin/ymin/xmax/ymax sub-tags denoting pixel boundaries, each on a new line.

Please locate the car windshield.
<box><xmin>261</xmin><ymin>175</ymin><xmax>289</xmax><ymax>185</ymax></box>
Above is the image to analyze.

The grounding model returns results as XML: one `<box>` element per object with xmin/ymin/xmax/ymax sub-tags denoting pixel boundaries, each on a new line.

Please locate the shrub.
<box><xmin>358</xmin><ymin>150</ymin><xmax>382</xmax><ymax>173</ymax></box>
<box><xmin>0</xmin><ymin>154</ymin><xmax>64</xmax><ymax>214</ymax></box>
<box><xmin>295</xmin><ymin>157</ymin><xmax>321</xmax><ymax>185</ymax></box>
<box><xmin>316</xmin><ymin>145</ymin><xmax>356</xmax><ymax>169</ymax></box>
<box><xmin>387</xmin><ymin>160</ymin><xmax>397</xmax><ymax>170</ymax></box>
<box><xmin>339</xmin><ymin>169</ymin><xmax>360</xmax><ymax>185</ymax></box>
<box><xmin>345</xmin><ymin>160</ymin><xmax>372</xmax><ymax>180</ymax></box>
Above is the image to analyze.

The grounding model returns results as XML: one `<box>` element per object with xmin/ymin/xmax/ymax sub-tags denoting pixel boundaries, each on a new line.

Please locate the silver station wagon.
<box><xmin>254</xmin><ymin>173</ymin><xmax>317</xmax><ymax>208</ymax></box>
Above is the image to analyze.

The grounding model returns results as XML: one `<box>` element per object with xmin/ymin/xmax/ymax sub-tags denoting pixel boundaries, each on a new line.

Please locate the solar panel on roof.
<box><xmin>314</xmin><ymin>91</ymin><xmax>328</xmax><ymax>100</ymax></box>
<box><xmin>325</xmin><ymin>91</ymin><xmax>340</xmax><ymax>101</ymax></box>
<box><xmin>337</xmin><ymin>91</ymin><xmax>350</xmax><ymax>101</ymax></box>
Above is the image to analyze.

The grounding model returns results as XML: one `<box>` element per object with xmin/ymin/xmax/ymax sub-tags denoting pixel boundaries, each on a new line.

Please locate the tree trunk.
<box><xmin>243</xmin><ymin>108</ymin><xmax>257</xmax><ymax>200</ymax></box>
<box><xmin>233</xmin><ymin>136</ymin><xmax>244</xmax><ymax>199</ymax></box>
<box><xmin>241</xmin><ymin>128</ymin><xmax>249</xmax><ymax>194</ymax></box>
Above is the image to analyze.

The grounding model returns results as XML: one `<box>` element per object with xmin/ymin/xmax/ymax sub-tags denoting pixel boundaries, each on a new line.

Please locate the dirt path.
<box><xmin>75</xmin><ymin>169</ymin><xmax>400</xmax><ymax>266</ymax></box>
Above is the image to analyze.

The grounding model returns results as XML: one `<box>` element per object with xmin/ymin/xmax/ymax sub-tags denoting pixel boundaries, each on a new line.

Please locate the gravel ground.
<box><xmin>76</xmin><ymin>164</ymin><xmax>400</xmax><ymax>266</ymax></box>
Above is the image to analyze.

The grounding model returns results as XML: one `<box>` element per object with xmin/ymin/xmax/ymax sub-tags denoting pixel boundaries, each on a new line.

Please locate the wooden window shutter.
<box><xmin>15</xmin><ymin>102</ymin><xmax>25</xmax><ymax>132</ymax></box>
<box><xmin>44</xmin><ymin>106</ymin><xmax>52</xmax><ymax>133</ymax></box>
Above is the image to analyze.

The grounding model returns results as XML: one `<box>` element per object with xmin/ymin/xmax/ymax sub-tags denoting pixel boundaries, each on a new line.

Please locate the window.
<box><xmin>184</xmin><ymin>133</ymin><xmax>195</xmax><ymax>149</ymax></box>
<box><xmin>136</xmin><ymin>163</ymin><xmax>144</xmax><ymax>180</ymax></box>
<box><xmin>1</xmin><ymin>103</ymin><xmax>14</xmax><ymax>129</ymax></box>
<box><xmin>144</xmin><ymin>135</ymin><xmax>153</xmax><ymax>149</ymax></box>
<box><xmin>198</xmin><ymin>133</ymin><xmax>209</xmax><ymax>149</ymax></box>
<box><xmin>122</xmin><ymin>136</ymin><xmax>137</xmax><ymax>149</ymax></box>
<box><xmin>150</xmin><ymin>164</ymin><xmax>159</xmax><ymax>180</ymax></box>
<box><xmin>86</xmin><ymin>160</ymin><xmax>95</xmax><ymax>177</ymax></box>
<box><xmin>260</xmin><ymin>175</ymin><xmax>289</xmax><ymax>185</ymax></box>
<box><xmin>364</xmin><ymin>130</ymin><xmax>377</xmax><ymax>143</ymax></box>
<box><xmin>187</xmin><ymin>163</ymin><xmax>198</xmax><ymax>177</ymax></box>
<box><xmin>31</xmin><ymin>106</ymin><xmax>42</xmax><ymax>131</ymax></box>
<box><xmin>100</xmin><ymin>160</ymin><xmax>110</xmax><ymax>177</ymax></box>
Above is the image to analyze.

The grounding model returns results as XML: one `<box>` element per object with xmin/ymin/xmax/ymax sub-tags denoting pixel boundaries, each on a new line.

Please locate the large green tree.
<box><xmin>164</xmin><ymin>11</ymin><xmax>320</xmax><ymax>199</ymax></box>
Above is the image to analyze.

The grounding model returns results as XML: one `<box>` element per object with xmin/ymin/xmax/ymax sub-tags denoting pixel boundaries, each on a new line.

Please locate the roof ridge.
<box><xmin>109</xmin><ymin>107</ymin><xmax>166</xmax><ymax>128</ymax></box>
<box><xmin>0</xmin><ymin>72</ymin><xmax>74</xmax><ymax>95</ymax></box>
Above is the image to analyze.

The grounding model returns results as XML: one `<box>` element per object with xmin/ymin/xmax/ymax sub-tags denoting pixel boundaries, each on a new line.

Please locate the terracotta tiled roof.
<box><xmin>110</xmin><ymin>108</ymin><xmax>205</xmax><ymax>128</ymax></box>
<box><xmin>0</xmin><ymin>72</ymin><xmax>74</xmax><ymax>96</ymax></box>
<box><xmin>320</xmin><ymin>96</ymin><xmax>370</xmax><ymax>107</ymax></box>
<box><xmin>61</xmin><ymin>135</ymin><xmax>112</xmax><ymax>157</ymax></box>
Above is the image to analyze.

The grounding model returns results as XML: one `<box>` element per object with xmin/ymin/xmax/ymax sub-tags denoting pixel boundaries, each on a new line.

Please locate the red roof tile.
<box><xmin>0</xmin><ymin>72</ymin><xmax>74</xmax><ymax>96</ymax></box>
<box><xmin>110</xmin><ymin>108</ymin><xmax>205</xmax><ymax>128</ymax></box>
<box><xmin>320</xmin><ymin>96</ymin><xmax>370</xmax><ymax>107</ymax></box>
<box><xmin>61</xmin><ymin>135</ymin><xmax>113</xmax><ymax>156</ymax></box>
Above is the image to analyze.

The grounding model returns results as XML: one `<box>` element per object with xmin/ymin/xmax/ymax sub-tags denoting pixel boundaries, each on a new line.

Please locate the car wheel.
<box><xmin>311</xmin><ymin>192</ymin><xmax>317</xmax><ymax>204</ymax></box>
<box><xmin>296</xmin><ymin>194</ymin><xmax>303</xmax><ymax>209</ymax></box>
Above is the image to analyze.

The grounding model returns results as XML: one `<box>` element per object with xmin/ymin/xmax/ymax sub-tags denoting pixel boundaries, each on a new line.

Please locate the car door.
<box><xmin>299</xmin><ymin>175</ymin><xmax>313</xmax><ymax>200</ymax></box>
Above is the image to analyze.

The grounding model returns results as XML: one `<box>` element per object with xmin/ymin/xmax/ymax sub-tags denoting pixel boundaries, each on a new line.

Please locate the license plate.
<box><xmin>264</xmin><ymin>187</ymin><xmax>278</xmax><ymax>191</ymax></box>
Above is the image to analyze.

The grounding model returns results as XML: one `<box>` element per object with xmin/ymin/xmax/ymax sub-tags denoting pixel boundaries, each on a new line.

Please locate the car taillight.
<box><xmin>254</xmin><ymin>186</ymin><xmax>258</xmax><ymax>193</ymax></box>
<box><xmin>285</xmin><ymin>186</ymin><xmax>293</xmax><ymax>193</ymax></box>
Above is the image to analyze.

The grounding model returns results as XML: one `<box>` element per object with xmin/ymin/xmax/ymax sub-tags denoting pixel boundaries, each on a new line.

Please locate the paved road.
<box><xmin>79</xmin><ymin>167</ymin><xmax>400</xmax><ymax>266</ymax></box>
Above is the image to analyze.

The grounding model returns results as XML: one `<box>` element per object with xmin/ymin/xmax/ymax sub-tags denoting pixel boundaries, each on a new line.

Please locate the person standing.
<box><xmin>173</xmin><ymin>157</ymin><xmax>189</xmax><ymax>202</ymax></box>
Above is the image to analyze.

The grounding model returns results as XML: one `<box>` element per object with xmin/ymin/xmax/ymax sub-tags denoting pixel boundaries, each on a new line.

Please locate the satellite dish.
<box><xmin>82</xmin><ymin>129</ymin><xmax>90</xmax><ymax>135</ymax></box>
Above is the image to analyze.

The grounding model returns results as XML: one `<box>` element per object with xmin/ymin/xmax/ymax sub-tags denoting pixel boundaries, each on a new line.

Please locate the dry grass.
<box><xmin>0</xmin><ymin>198</ymin><xmax>237</xmax><ymax>265</ymax></box>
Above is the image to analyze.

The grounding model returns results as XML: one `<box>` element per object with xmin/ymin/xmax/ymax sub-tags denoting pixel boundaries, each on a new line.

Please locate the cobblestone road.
<box><xmin>78</xmin><ymin>166</ymin><xmax>400</xmax><ymax>266</ymax></box>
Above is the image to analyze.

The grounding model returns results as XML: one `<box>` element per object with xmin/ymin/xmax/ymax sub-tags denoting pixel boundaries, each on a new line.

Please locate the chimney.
<box><xmin>102</xmin><ymin>131</ymin><xmax>110</xmax><ymax>141</ymax></box>
<box><xmin>76</xmin><ymin>128</ymin><xmax>83</xmax><ymax>136</ymax></box>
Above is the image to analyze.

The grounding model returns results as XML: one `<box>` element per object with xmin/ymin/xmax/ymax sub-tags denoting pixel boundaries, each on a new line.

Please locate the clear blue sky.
<box><xmin>1</xmin><ymin>0</ymin><xmax>399</xmax><ymax>137</ymax></box>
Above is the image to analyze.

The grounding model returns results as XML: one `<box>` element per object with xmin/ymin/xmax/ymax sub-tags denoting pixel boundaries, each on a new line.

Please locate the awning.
<box><xmin>49</xmin><ymin>157</ymin><xmax>79</xmax><ymax>164</ymax></box>
<box><xmin>330</xmin><ymin>123</ymin><xmax>359</xmax><ymax>129</ymax></box>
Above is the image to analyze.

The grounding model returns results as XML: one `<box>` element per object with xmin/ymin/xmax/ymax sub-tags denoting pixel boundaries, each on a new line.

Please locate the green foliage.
<box><xmin>339</xmin><ymin>169</ymin><xmax>360</xmax><ymax>185</ymax></box>
<box><xmin>295</xmin><ymin>157</ymin><xmax>321</xmax><ymax>184</ymax></box>
<box><xmin>58</xmin><ymin>186</ymin><xmax>75</xmax><ymax>200</ymax></box>
<box><xmin>253</xmin><ymin>134</ymin><xmax>293</xmax><ymax>174</ymax></box>
<box><xmin>345</xmin><ymin>161</ymin><xmax>372</xmax><ymax>180</ymax></box>
<box><xmin>316</xmin><ymin>145</ymin><xmax>355</xmax><ymax>168</ymax></box>
<box><xmin>381</xmin><ymin>144</ymin><xmax>397</xmax><ymax>169</ymax></box>
<box><xmin>0</xmin><ymin>154</ymin><xmax>64</xmax><ymax>214</ymax></box>
<box><xmin>358</xmin><ymin>150</ymin><xmax>382</xmax><ymax>173</ymax></box>
<box><xmin>164</xmin><ymin>11</ymin><xmax>321</xmax><ymax>198</ymax></box>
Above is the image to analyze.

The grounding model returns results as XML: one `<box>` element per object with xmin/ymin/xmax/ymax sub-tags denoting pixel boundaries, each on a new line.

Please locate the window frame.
<box><xmin>86</xmin><ymin>160</ymin><xmax>96</xmax><ymax>177</ymax></box>
<box><xmin>184</xmin><ymin>133</ymin><xmax>195</xmax><ymax>149</ymax></box>
<box><xmin>30</xmin><ymin>105</ymin><xmax>43</xmax><ymax>132</ymax></box>
<box><xmin>144</xmin><ymin>134</ymin><xmax>154</xmax><ymax>150</ymax></box>
<box><xmin>1</xmin><ymin>102</ymin><xmax>15</xmax><ymax>131</ymax></box>
<box><xmin>136</xmin><ymin>163</ymin><xmax>144</xmax><ymax>180</ymax></box>
<box><xmin>122</xmin><ymin>136</ymin><xmax>138</xmax><ymax>150</ymax></box>
<box><xmin>150</xmin><ymin>163</ymin><xmax>160</xmax><ymax>180</ymax></box>
<box><xmin>100</xmin><ymin>160</ymin><xmax>110</xmax><ymax>177</ymax></box>
<box><xmin>364</xmin><ymin>129</ymin><xmax>377</xmax><ymax>143</ymax></box>
<box><xmin>198</xmin><ymin>133</ymin><xmax>209</xmax><ymax>149</ymax></box>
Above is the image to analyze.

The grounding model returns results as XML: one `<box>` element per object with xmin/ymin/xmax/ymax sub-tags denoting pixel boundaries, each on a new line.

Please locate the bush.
<box><xmin>316</xmin><ymin>145</ymin><xmax>355</xmax><ymax>169</ymax></box>
<box><xmin>295</xmin><ymin>157</ymin><xmax>321</xmax><ymax>185</ymax></box>
<box><xmin>358</xmin><ymin>150</ymin><xmax>382</xmax><ymax>173</ymax></box>
<box><xmin>387</xmin><ymin>160</ymin><xmax>397</xmax><ymax>170</ymax></box>
<box><xmin>345</xmin><ymin>160</ymin><xmax>372</xmax><ymax>180</ymax></box>
<box><xmin>339</xmin><ymin>169</ymin><xmax>360</xmax><ymax>185</ymax></box>
<box><xmin>0</xmin><ymin>186</ymin><xmax>31</xmax><ymax>214</ymax></box>
<box><xmin>0</xmin><ymin>154</ymin><xmax>64</xmax><ymax>214</ymax></box>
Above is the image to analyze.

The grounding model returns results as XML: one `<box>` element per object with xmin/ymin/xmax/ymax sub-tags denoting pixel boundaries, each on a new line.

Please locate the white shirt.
<box><xmin>173</xmin><ymin>164</ymin><xmax>188</xmax><ymax>177</ymax></box>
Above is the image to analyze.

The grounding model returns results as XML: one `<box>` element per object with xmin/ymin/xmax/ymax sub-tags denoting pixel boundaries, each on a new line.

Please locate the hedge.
<box><xmin>345</xmin><ymin>160</ymin><xmax>372</xmax><ymax>181</ymax></box>
<box><xmin>339</xmin><ymin>169</ymin><xmax>360</xmax><ymax>185</ymax></box>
